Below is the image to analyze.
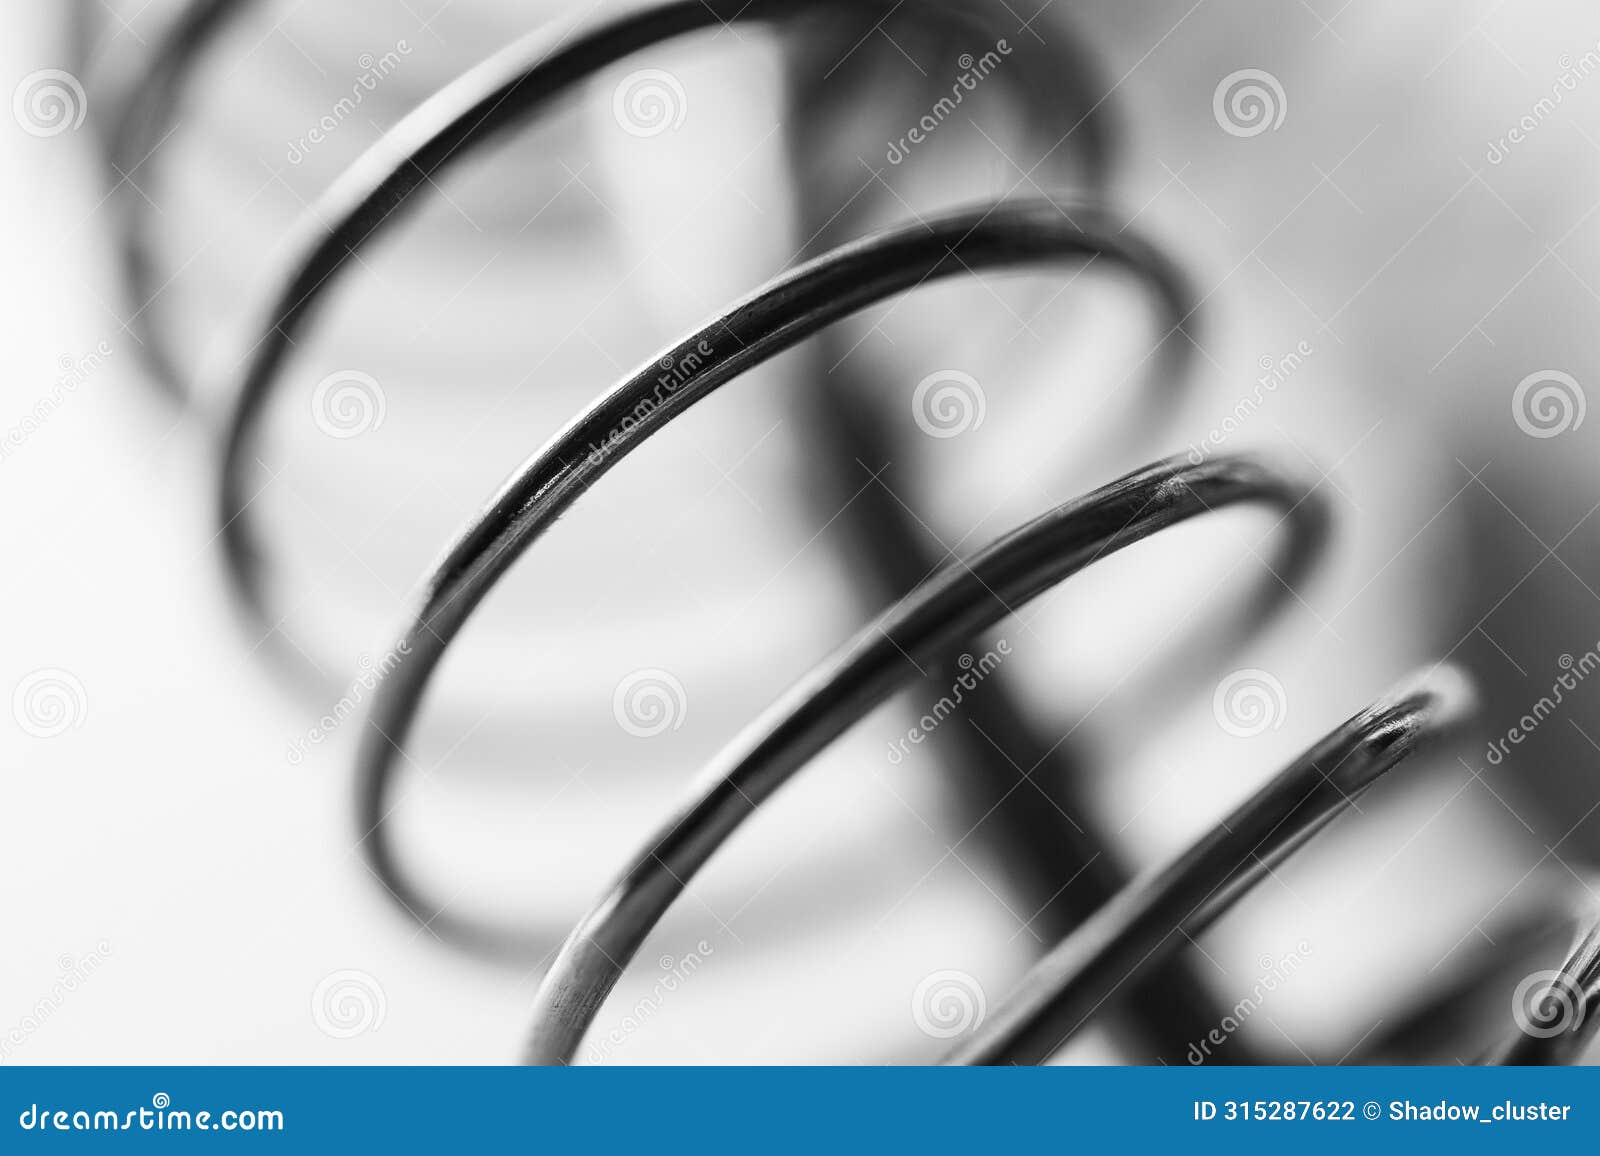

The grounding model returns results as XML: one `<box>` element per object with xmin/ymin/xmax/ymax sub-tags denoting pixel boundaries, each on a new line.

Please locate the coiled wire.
<box><xmin>91</xmin><ymin>0</ymin><xmax>1600</xmax><ymax>1064</ymax></box>
<box><xmin>201</xmin><ymin>0</ymin><xmax>1260</xmax><ymax>1063</ymax></box>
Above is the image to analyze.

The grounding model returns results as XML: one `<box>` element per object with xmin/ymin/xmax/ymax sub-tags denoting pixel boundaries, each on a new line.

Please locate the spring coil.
<box><xmin>98</xmin><ymin>0</ymin><xmax>1600</xmax><ymax>1065</ymax></box>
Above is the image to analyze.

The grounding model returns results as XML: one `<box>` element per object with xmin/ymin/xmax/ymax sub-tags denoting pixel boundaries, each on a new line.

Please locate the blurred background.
<box><xmin>1</xmin><ymin>0</ymin><xmax>1598</xmax><ymax>1063</ymax></box>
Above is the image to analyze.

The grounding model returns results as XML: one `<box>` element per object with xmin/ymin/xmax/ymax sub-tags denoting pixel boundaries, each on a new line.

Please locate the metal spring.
<box><xmin>96</xmin><ymin>0</ymin><xmax>1600</xmax><ymax>1065</ymax></box>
